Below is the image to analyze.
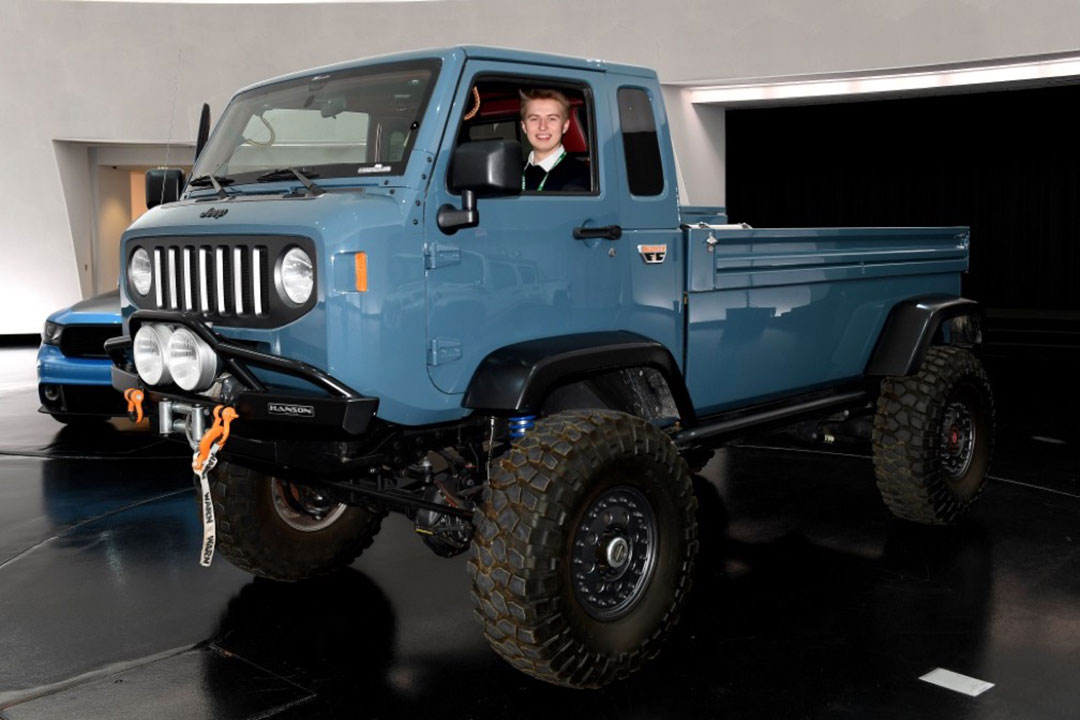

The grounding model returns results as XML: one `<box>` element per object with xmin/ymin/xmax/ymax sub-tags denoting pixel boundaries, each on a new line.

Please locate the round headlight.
<box><xmin>133</xmin><ymin>324</ymin><xmax>173</xmax><ymax>385</ymax></box>
<box><xmin>278</xmin><ymin>247</ymin><xmax>314</xmax><ymax>305</ymax></box>
<box><xmin>166</xmin><ymin>328</ymin><xmax>220</xmax><ymax>392</ymax></box>
<box><xmin>129</xmin><ymin>248</ymin><xmax>152</xmax><ymax>296</ymax></box>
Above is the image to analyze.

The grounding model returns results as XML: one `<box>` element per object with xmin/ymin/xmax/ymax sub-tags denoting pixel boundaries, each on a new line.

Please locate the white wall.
<box><xmin>3</xmin><ymin>0</ymin><xmax>1080</xmax><ymax>332</ymax></box>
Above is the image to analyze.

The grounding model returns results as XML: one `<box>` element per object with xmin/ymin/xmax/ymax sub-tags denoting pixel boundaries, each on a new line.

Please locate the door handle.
<box><xmin>573</xmin><ymin>225</ymin><xmax>622</xmax><ymax>241</ymax></box>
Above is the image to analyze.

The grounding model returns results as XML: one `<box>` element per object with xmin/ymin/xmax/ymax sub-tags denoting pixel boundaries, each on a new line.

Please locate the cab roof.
<box><xmin>235</xmin><ymin>45</ymin><xmax>656</xmax><ymax>96</ymax></box>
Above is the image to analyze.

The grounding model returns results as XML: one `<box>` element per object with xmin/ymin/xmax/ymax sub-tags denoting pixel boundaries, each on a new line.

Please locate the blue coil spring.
<box><xmin>509</xmin><ymin>415</ymin><xmax>536</xmax><ymax>439</ymax></box>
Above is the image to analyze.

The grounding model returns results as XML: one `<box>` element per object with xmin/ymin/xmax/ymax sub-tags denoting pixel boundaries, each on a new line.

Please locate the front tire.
<box><xmin>872</xmin><ymin>346</ymin><xmax>995</xmax><ymax>525</ymax></box>
<box><xmin>210</xmin><ymin>461</ymin><xmax>384</xmax><ymax>581</ymax></box>
<box><xmin>468</xmin><ymin>410</ymin><xmax>698</xmax><ymax>688</ymax></box>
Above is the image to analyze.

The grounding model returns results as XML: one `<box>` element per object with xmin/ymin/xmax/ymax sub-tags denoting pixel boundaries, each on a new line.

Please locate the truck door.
<box><xmin>424</xmin><ymin>62</ymin><xmax>626</xmax><ymax>395</ymax></box>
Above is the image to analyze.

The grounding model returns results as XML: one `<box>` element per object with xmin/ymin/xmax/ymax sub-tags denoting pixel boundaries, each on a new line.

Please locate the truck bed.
<box><xmin>681</xmin><ymin>224</ymin><xmax>970</xmax><ymax>414</ymax></box>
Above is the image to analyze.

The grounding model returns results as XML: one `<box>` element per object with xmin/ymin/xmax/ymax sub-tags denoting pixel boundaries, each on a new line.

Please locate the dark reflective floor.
<box><xmin>0</xmin><ymin>345</ymin><xmax>1078</xmax><ymax>719</ymax></box>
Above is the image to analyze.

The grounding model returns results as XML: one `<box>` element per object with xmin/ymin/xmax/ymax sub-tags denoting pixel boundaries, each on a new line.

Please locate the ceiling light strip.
<box><xmin>689</xmin><ymin>56</ymin><xmax>1080</xmax><ymax>105</ymax></box>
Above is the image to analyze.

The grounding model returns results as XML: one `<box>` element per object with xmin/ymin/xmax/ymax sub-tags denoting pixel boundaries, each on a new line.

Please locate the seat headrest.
<box><xmin>562</xmin><ymin>108</ymin><xmax>586</xmax><ymax>154</ymax></box>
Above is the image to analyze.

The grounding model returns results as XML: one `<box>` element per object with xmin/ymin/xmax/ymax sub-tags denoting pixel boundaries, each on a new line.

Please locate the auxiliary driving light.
<box><xmin>166</xmin><ymin>328</ymin><xmax>220</xmax><ymax>392</ymax></box>
<box><xmin>133</xmin><ymin>324</ymin><xmax>174</xmax><ymax>385</ymax></box>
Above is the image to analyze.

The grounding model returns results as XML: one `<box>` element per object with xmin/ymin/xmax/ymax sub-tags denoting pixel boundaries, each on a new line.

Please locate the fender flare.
<box><xmin>865</xmin><ymin>295</ymin><xmax>983</xmax><ymax>377</ymax></box>
<box><xmin>462</xmin><ymin>331</ymin><xmax>696</xmax><ymax>423</ymax></box>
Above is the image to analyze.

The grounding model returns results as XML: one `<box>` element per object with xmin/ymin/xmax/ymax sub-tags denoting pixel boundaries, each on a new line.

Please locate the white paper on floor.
<box><xmin>919</xmin><ymin>668</ymin><xmax>994</xmax><ymax>697</ymax></box>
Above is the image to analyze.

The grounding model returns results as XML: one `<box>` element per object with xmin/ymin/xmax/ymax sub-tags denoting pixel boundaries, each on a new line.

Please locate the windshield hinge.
<box><xmin>424</xmin><ymin>242</ymin><xmax>461</xmax><ymax>270</ymax></box>
<box><xmin>428</xmin><ymin>338</ymin><xmax>462</xmax><ymax>366</ymax></box>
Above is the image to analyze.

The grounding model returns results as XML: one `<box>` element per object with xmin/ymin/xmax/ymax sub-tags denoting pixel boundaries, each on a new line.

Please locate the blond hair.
<box><xmin>519</xmin><ymin>88</ymin><xmax>571</xmax><ymax>121</ymax></box>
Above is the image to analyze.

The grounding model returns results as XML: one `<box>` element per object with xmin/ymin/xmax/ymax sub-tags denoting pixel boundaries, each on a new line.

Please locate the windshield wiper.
<box><xmin>256</xmin><ymin>168</ymin><xmax>325</xmax><ymax>196</ymax></box>
<box><xmin>188</xmin><ymin>174</ymin><xmax>234</xmax><ymax>199</ymax></box>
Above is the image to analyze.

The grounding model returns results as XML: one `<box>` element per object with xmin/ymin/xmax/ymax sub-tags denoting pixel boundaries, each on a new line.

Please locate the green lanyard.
<box><xmin>523</xmin><ymin>151</ymin><xmax>566</xmax><ymax>191</ymax></box>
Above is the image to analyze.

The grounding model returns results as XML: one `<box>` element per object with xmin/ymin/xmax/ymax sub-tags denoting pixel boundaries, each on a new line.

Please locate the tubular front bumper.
<box><xmin>107</xmin><ymin>310</ymin><xmax>379</xmax><ymax>436</ymax></box>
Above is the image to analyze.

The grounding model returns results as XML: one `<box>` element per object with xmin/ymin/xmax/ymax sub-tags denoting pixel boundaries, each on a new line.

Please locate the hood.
<box><xmin>123</xmin><ymin>189</ymin><xmax>409</xmax><ymax>255</ymax></box>
<box><xmin>50</xmin><ymin>290</ymin><xmax>121</xmax><ymax>325</ymax></box>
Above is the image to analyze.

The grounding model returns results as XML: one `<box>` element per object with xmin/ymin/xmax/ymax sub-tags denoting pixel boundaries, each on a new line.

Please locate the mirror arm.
<box><xmin>436</xmin><ymin>189</ymin><xmax>478</xmax><ymax>235</ymax></box>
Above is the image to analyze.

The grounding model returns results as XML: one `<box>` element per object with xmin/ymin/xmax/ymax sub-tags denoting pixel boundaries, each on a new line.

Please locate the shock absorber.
<box><xmin>508</xmin><ymin>415</ymin><xmax>536</xmax><ymax>439</ymax></box>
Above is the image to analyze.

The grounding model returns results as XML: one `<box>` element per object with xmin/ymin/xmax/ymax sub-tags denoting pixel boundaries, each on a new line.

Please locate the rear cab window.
<box><xmin>617</xmin><ymin>87</ymin><xmax>664</xmax><ymax>196</ymax></box>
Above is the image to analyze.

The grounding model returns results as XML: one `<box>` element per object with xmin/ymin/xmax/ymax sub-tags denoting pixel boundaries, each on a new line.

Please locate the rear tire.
<box><xmin>210</xmin><ymin>461</ymin><xmax>384</xmax><ymax>581</ymax></box>
<box><xmin>872</xmin><ymin>346</ymin><xmax>994</xmax><ymax>525</ymax></box>
<box><xmin>468</xmin><ymin>410</ymin><xmax>698</xmax><ymax>688</ymax></box>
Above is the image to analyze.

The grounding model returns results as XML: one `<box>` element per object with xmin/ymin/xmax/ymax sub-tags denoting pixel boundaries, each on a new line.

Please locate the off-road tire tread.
<box><xmin>211</xmin><ymin>461</ymin><xmax>384</xmax><ymax>582</ymax></box>
<box><xmin>872</xmin><ymin>345</ymin><xmax>994</xmax><ymax>525</ymax></box>
<box><xmin>468</xmin><ymin>410</ymin><xmax>698</xmax><ymax>689</ymax></box>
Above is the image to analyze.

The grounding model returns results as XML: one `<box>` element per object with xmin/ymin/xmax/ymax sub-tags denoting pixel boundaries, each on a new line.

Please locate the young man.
<box><xmin>520</xmin><ymin>89</ymin><xmax>590</xmax><ymax>192</ymax></box>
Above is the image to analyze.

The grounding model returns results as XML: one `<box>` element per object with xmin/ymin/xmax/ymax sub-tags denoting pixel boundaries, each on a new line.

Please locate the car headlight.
<box><xmin>278</xmin><ymin>247</ymin><xmax>314</xmax><ymax>305</ymax></box>
<box><xmin>42</xmin><ymin>321</ymin><xmax>63</xmax><ymax>345</ymax></box>
<box><xmin>133</xmin><ymin>324</ymin><xmax>173</xmax><ymax>385</ymax></box>
<box><xmin>129</xmin><ymin>247</ymin><xmax>152</xmax><ymax>296</ymax></box>
<box><xmin>166</xmin><ymin>327</ymin><xmax>220</xmax><ymax>392</ymax></box>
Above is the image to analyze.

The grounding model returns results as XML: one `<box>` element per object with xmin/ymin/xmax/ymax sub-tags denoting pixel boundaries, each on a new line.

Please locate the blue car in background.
<box><xmin>38</xmin><ymin>290</ymin><xmax>125</xmax><ymax>424</ymax></box>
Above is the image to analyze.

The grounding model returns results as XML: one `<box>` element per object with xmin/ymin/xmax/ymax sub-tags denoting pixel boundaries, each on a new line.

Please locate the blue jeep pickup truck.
<box><xmin>107</xmin><ymin>46</ymin><xmax>993</xmax><ymax>688</ymax></box>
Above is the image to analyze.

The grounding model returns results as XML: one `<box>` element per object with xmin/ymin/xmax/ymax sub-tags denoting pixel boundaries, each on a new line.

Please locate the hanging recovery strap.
<box><xmin>191</xmin><ymin>406</ymin><xmax>238</xmax><ymax>567</ymax></box>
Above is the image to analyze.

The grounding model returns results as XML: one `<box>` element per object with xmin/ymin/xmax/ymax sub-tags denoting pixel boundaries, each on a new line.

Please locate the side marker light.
<box><xmin>355</xmin><ymin>252</ymin><xmax>368</xmax><ymax>292</ymax></box>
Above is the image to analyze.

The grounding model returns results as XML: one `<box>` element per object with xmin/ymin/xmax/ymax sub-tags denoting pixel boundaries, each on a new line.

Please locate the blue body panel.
<box><xmin>37</xmin><ymin>344</ymin><xmax>114</xmax><ymax>386</ymax></box>
<box><xmin>117</xmin><ymin>46</ymin><xmax>975</xmax><ymax>428</ymax></box>
<box><xmin>426</xmin><ymin>59</ymin><xmax>626</xmax><ymax>396</ymax></box>
<box><xmin>37</xmin><ymin>291</ymin><xmax>121</xmax><ymax>388</ymax></box>
<box><xmin>684</xmin><ymin>227</ymin><xmax>969</xmax><ymax>413</ymax></box>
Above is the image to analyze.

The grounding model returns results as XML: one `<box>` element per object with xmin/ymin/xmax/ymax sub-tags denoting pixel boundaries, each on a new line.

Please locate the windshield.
<box><xmin>191</xmin><ymin>59</ymin><xmax>440</xmax><ymax>186</ymax></box>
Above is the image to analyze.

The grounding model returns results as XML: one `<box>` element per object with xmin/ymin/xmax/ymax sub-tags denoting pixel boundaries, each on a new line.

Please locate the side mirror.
<box><xmin>145</xmin><ymin>168</ymin><xmax>185</xmax><ymax>210</ymax></box>
<box><xmin>194</xmin><ymin>103</ymin><xmax>211</xmax><ymax>163</ymax></box>
<box><xmin>438</xmin><ymin>140</ymin><xmax>522</xmax><ymax>234</ymax></box>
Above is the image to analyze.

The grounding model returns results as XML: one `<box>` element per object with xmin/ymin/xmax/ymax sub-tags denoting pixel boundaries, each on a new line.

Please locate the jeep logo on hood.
<box><xmin>268</xmin><ymin>402</ymin><xmax>314</xmax><ymax>418</ymax></box>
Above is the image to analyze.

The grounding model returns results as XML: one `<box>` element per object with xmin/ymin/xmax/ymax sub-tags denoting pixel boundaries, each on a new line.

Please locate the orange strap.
<box><xmin>192</xmin><ymin>405</ymin><xmax>239</xmax><ymax>473</ymax></box>
<box><xmin>123</xmin><ymin>388</ymin><xmax>144</xmax><ymax>423</ymax></box>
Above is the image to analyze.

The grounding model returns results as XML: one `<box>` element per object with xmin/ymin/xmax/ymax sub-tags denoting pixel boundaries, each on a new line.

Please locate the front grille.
<box><xmin>59</xmin><ymin>324</ymin><xmax>121</xmax><ymax>359</ymax></box>
<box><xmin>128</xmin><ymin>236</ymin><xmax>317</xmax><ymax>328</ymax></box>
<box><xmin>151</xmin><ymin>244</ymin><xmax>270</xmax><ymax>317</ymax></box>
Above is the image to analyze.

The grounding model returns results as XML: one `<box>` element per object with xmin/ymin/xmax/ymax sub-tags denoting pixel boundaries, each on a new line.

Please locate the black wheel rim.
<box><xmin>570</xmin><ymin>485</ymin><xmax>658</xmax><ymax>620</ymax></box>
<box><xmin>270</xmin><ymin>479</ymin><xmax>347</xmax><ymax>532</ymax></box>
<box><xmin>940</xmin><ymin>399</ymin><xmax>977</xmax><ymax>481</ymax></box>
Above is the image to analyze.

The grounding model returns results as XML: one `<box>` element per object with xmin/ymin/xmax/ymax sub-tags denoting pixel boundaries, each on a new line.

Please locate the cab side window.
<box><xmin>617</xmin><ymin>87</ymin><xmax>664</xmax><ymax>196</ymax></box>
<box><xmin>456</xmin><ymin>78</ymin><xmax>597</xmax><ymax>194</ymax></box>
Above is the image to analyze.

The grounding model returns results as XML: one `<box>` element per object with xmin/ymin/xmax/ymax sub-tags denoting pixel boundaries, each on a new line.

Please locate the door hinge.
<box><xmin>428</xmin><ymin>338</ymin><xmax>462</xmax><ymax>366</ymax></box>
<box><xmin>424</xmin><ymin>242</ymin><xmax>461</xmax><ymax>269</ymax></box>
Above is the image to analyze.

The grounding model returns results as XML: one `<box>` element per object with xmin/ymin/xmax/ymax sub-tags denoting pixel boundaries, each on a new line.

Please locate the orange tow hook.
<box><xmin>123</xmin><ymin>388</ymin><xmax>145</xmax><ymax>423</ymax></box>
<box><xmin>192</xmin><ymin>405</ymin><xmax>239</xmax><ymax>474</ymax></box>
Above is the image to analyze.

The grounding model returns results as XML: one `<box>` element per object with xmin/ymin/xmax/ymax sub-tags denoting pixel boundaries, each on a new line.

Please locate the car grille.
<box><xmin>59</xmin><ymin>324</ymin><xmax>121</xmax><ymax>359</ymax></box>
<box><xmin>128</xmin><ymin>236</ymin><xmax>316</xmax><ymax>328</ymax></box>
<box><xmin>154</xmin><ymin>244</ymin><xmax>268</xmax><ymax>317</ymax></box>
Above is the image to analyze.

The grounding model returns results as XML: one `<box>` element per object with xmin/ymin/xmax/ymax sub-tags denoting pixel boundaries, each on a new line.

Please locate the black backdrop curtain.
<box><xmin>725</xmin><ymin>84</ymin><xmax>1080</xmax><ymax>314</ymax></box>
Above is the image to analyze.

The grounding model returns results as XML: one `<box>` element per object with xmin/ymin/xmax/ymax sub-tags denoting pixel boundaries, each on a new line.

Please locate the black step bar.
<box><xmin>673</xmin><ymin>387</ymin><xmax>871</xmax><ymax>448</ymax></box>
